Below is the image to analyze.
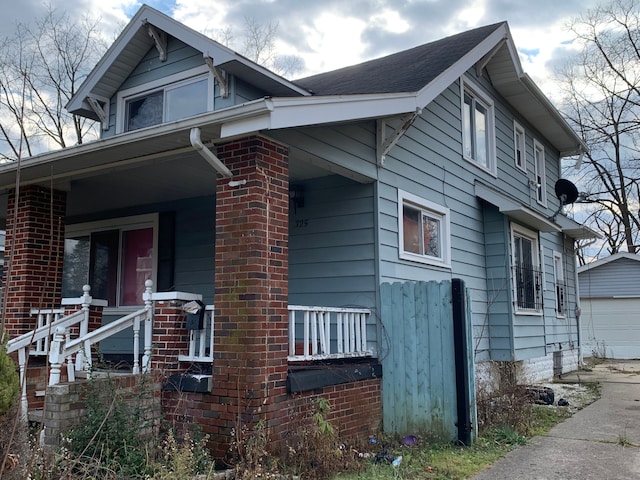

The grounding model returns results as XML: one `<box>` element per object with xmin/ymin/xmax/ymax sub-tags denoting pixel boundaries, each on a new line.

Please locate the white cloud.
<box><xmin>370</xmin><ymin>8</ymin><xmax>410</xmax><ymax>34</ymax></box>
<box><xmin>302</xmin><ymin>13</ymin><xmax>368</xmax><ymax>73</ymax></box>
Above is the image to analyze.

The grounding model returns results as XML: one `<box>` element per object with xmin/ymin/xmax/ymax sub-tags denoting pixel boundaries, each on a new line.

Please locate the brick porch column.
<box><xmin>3</xmin><ymin>185</ymin><xmax>66</xmax><ymax>338</ymax></box>
<box><xmin>211</xmin><ymin>136</ymin><xmax>289</xmax><ymax>458</ymax></box>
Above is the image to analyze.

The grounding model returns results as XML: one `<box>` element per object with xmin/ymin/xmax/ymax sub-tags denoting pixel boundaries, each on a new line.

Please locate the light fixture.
<box><xmin>289</xmin><ymin>184</ymin><xmax>304</xmax><ymax>212</ymax></box>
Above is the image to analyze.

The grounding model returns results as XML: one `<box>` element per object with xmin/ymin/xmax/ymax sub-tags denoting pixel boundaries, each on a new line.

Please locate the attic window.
<box><xmin>117</xmin><ymin>65</ymin><xmax>212</xmax><ymax>133</ymax></box>
<box><xmin>126</xmin><ymin>91</ymin><xmax>163</xmax><ymax>130</ymax></box>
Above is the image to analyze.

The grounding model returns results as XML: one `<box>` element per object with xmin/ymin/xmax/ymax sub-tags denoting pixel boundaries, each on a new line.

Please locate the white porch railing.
<box><xmin>288</xmin><ymin>305</ymin><xmax>372</xmax><ymax>361</ymax></box>
<box><xmin>179</xmin><ymin>305</ymin><xmax>214</xmax><ymax>363</ymax></box>
<box><xmin>7</xmin><ymin>285</ymin><xmax>97</xmax><ymax>418</ymax></box>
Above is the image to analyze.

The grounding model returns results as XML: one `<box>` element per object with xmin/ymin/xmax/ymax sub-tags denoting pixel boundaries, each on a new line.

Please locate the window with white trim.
<box><xmin>511</xmin><ymin>223</ymin><xmax>542</xmax><ymax>313</ymax></box>
<box><xmin>514</xmin><ymin>121</ymin><xmax>526</xmax><ymax>172</ymax></box>
<box><xmin>62</xmin><ymin>214</ymin><xmax>158</xmax><ymax>308</ymax></box>
<box><xmin>117</xmin><ymin>66</ymin><xmax>213</xmax><ymax>133</ymax></box>
<box><xmin>553</xmin><ymin>250</ymin><xmax>566</xmax><ymax>317</ymax></box>
<box><xmin>534</xmin><ymin>140</ymin><xmax>547</xmax><ymax>205</ymax></box>
<box><xmin>398</xmin><ymin>190</ymin><xmax>451</xmax><ymax>267</ymax></box>
<box><xmin>462</xmin><ymin>78</ymin><xmax>496</xmax><ymax>173</ymax></box>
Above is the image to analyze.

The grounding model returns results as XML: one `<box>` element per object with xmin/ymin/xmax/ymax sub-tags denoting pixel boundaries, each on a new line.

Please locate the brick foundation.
<box><xmin>289</xmin><ymin>378</ymin><xmax>383</xmax><ymax>442</ymax></box>
<box><xmin>161</xmin><ymin>376</ymin><xmax>382</xmax><ymax>464</ymax></box>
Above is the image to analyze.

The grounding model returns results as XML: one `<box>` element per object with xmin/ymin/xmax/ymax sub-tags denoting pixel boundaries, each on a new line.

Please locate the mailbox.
<box><xmin>183</xmin><ymin>300</ymin><xmax>205</xmax><ymax>330</ymax></box>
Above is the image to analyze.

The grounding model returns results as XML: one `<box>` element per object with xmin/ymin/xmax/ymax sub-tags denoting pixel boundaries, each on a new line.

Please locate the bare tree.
<box><xmin>558</xmin><ymin>0</ymin><xmax>640</xmax><ymax>259</ymax></box>
<box><xmin>0</xmin><ymin>7</ymin><xmax>107</xmax><ymax>162</ymax></box>
<box><xmin>207</xmin><ymin>17</ymin><xmax>304</xmax><ymax>78</ymax></box>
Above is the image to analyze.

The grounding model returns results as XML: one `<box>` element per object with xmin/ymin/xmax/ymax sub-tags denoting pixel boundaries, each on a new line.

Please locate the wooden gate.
<box><xmin>380</xmin><ymin>280</ymin><xmax>475</xmax><ymax>441</ymax></box>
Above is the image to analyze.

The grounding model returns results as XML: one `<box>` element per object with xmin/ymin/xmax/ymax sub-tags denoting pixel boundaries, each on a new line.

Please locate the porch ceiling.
<box><xmin>0</xmin><ymin>124</ymin><xmax>334</xmax><ymax>219</ymax></box>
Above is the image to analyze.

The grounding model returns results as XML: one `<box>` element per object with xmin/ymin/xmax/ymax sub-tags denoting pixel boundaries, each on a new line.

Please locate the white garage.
<box><xmin>579</xmin><ymin>253</ymin><xmax>640</xmax><ymax>359</ymax></box>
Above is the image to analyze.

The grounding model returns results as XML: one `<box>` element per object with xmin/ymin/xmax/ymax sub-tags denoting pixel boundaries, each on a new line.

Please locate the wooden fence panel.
<box><xmin>381</xmin><ymin>280</ymin><xmax>458</xmax><ymax>439</ymax></box>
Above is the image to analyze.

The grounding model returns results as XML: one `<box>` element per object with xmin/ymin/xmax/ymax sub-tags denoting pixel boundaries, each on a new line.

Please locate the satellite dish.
<box><xmin>554</xmin><ymin>179</ymin><xmax>579</xmax><ymax>205</ymax></box>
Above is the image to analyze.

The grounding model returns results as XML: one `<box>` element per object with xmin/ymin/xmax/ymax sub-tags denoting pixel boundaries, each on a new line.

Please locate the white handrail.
<box><xmin>7</xmin><ymin>285</ymin><xmax>94</xmax><ymax>418</ymax></box>
<box><xmin>7</xmin><ymin>309</ymin><xmax>85</xmax><ymax>353</ymax></box>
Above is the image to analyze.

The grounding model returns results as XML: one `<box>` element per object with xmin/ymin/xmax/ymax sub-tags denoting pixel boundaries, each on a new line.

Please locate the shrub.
<box><xmin>64</xmin><ymin>373</ymin><xmax>158</xmax><ymax>478</ymax></box>
<box><xmin>0</xmin><ymin>337</ymin><xmax>19</xmax><ymax>416</ymax></box>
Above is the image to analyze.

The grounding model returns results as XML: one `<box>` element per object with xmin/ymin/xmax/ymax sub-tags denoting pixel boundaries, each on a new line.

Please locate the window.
<box><xmin>511</xmin><ymin>224</ymin><xmax>542</xmax><ymax>313</ymax></box>
<box><xmin>534</xmin><ymin>140</ymin><xmax>547</xmax><ymax>205</ymax></box>
<box><xmin>62</xmin><ymin>215</ymin><xmax>158</xmax><ymax>309</ymax></box>
<box><xmin>553</xmin><ymin>251</ymin><xmax>566</xmax><ymax>317</ymax></box>
<box><xmin>117</xmin><ymin>66</ymin><xmax>212</xmax><ymax>133</ymax></box>
<box><xmin>462</xmin><ymin>78</ymin><xmax>495</xmax><ymax>173</ymax></box>
<box><xmin>514</xmin><ymin>121</ymin><xmax>526</xmax><ymax>172</ymax></box>
<box><xmin>398</xmin><ymin>190</ymin><xmax>451</xmax><ymax>267</ymax></box>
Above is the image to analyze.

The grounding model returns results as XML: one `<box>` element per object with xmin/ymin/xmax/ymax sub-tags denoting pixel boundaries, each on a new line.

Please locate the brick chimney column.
<box><xmin>210</xmin><ymin>136</ymin><xmax>289</xmax><ymax>458</ymax></box>
<box><xmin>3</xmin><ymin>185</ymin><xmax>66</xmax><ymax>338</ymax></box>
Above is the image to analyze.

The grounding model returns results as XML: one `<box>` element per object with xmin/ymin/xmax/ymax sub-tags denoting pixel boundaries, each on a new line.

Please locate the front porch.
<box><xmin>7</xmin><ymin>282</ymin><xmax>380</xmax><ymax>452</ymax></box>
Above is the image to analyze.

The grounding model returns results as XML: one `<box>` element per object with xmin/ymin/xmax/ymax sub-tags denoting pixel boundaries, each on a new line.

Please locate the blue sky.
<box><xmin>3</xmin><ymin>0</ymin><xmax>601</xmax><ymax>99</ymax></box>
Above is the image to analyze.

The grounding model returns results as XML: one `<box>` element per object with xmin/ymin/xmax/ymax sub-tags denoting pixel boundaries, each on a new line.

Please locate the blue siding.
<box><xmin>288</xmin><ymin>175</ymin><xmax>376</xmax><ymax>309</ymax></box>
<box><xmin>481</xmin><ymin>202</ymin><xmax>512</xmax><ymax>361</ymax></box>
<box><xmin>376</xmin><ymin>69</ymin><xmax>579</xmax><ymax>364</ymax></box>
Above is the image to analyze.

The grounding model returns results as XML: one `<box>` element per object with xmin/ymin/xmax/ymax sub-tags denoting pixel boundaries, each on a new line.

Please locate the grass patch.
<box><xmin>334</xmin><ymin>430</ymin><xmax>525</xmax><ymax>480</ymax></box>
<box><xmin>525</xmin><ymin>404</ymin><xmax>572</xmax><ymax>437</ymax></box>
<box><xmin>333</xmin><ymin>383</ymin><xmax>601</xmax><ymax>480</ymax></box>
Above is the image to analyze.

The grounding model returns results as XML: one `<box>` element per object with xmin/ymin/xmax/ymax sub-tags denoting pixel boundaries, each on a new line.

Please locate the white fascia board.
<box><xmin>66</xmin><ymin>9</ymin><xmax>148</xmax><ymax>113</ymax></box>
<box><xmin>220</xmin><ymin>93</ymin><xmax>420</xmax><ymax>139</ymax></box>
<box><xmin>147</xmin><ymin>11</ymin><xmax>308</xmax><ymax>96</ymax></box>
<box><xmin>519</xmin><ymin>74</ymin><xmax>587</xmax><ymax>156</ymax></box>
<box><xmin>415</xmin><ymin>24</ymin><xmax>511</xmax><ymax>110</ymax></box>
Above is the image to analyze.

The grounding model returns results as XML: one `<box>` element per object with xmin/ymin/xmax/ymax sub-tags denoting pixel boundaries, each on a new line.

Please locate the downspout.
<box><xmin>573</xmin><ymin>240</ymin><xmax>583</xmax><ymax>365</ymax></box>
<box><xmin>189</xmin><ymin>127</ymin><xmax>233</xmax><ymax>178</ymax></box>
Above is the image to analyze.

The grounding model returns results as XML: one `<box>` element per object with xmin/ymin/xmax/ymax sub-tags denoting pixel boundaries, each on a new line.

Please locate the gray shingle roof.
<box><xmin>293</xmin><ymin>22</ymin><xmax>506</xmax><ymax>96</ymax></box>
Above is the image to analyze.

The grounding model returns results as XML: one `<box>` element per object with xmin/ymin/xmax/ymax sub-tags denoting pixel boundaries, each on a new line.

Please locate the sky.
<box><xmin>0</xmin><ymin>0</ymin><xmax>603</xmax><ymax>102</ymax></box>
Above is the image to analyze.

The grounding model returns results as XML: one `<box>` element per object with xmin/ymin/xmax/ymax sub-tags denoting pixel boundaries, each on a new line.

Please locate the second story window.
<box><xmin>117</xmin><ymin>66</ymin><xmax>212</xmax><ymax>133</ymax></box>
<box><xmin>462</xmin><ymin>78</ymin><xmax>496</xmax><ymax>174</ymax></box>
<box><xmin>534</xmin><ymin>140</ymin><xmax>547</xmax><ymax>205</ymax></box>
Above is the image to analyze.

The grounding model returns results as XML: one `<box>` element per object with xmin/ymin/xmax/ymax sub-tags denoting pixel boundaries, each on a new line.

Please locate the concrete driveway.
<box><xmin>471</xmin><ymin>360</ymin><xmax>640</xmax><ymax>480</ymax></box>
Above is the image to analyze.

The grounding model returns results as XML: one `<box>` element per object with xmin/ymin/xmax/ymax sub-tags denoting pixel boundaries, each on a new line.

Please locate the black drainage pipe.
<box><xmin>452</xmin><ymin>278</ymin><xmax>472</xmax><ymax>446</ymax></box>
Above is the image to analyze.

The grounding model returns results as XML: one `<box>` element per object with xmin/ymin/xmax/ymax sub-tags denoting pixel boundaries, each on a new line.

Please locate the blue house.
<box><xmin>4</xmin><ymin>5</ymin><xmax>595</xmax><ymax>457</ymax></box>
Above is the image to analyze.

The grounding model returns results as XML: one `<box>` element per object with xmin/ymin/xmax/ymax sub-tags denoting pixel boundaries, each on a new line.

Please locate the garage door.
<box><xmin>581</xmin><ymin>298</ymin><xmax>640</xmax><ymax>359</ymax></box>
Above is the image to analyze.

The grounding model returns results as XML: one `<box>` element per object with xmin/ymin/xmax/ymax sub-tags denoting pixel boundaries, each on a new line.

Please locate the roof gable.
<box><xmin>578</xmin><ymin>252</ymin><xmax>640</xmax><ymax>274</ymax></box>
<box><xmin>67</xmin><ymin>4</ymin><xmax>308</xmax><ymax>120</ymax></box>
